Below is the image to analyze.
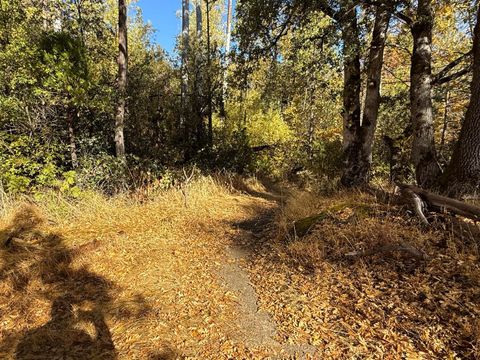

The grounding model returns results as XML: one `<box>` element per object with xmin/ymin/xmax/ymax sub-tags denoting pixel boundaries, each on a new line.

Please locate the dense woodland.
<box><xmin>1</xmin><ymin>0</ymin><xmax>480</xmax><ymax>359</ymax></box>
<box><xmin>0</xmin><ymin>0</ymin><xmax>478</xmax><ymax>196</ymax></box>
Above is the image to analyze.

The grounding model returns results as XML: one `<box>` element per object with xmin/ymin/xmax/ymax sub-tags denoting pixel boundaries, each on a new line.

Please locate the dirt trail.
<box><xmin>219</xmin><ymin>194</ymin><xmax>316</xmax><ymax>358</ymax></box>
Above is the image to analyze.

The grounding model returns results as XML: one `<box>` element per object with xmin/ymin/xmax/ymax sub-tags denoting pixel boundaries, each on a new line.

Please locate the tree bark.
<box><xmin>399</xmin><ymin>184</ymin><xmax>480</xmax><ymax>222</ymax></box>
<box><xmin>361</xmin><ymin>6</ymin><xmax>391</xmax><ymax>178</ymax></box>
<box><xmin>222</xmin><ymin>0</ymin><xmax>233</xmax><ymax>100</ymax></box>
<box><xmin>206</xmin><ymin>0</ymin><xmax>213</xmax><ymax>147</ymax></box>
<box><xmin>67</xmin><ymin>108</ymin><xmax>78</xmax><ymax>169</ymax></box>
<box><xmin>42</xmin><ymin>0</ymin><xmax>48</xmax><ymax>30</ymax></box>
<box><xmin>443</xmin><ymin>5</ymin><xmax>480</xmax><ymax>195</ymax></box>
<box><xmin>115</xmin><ymin>0</ymin><xmax>127</xmax><ymax>158</ymax></box>
<box><xmin>440</xmin><ymin>88</ymin><xmax>449</xmax><ymax>150</ymax></box>
<box><xmin>181</xmin><ymin>0</ymin><xmax>190</xmax><ymax>142</ymax></box>
<box><xmin>409</xmin><ymin>0</ymin><xmax>440</xmax><ymax>188</ymax></box>
<box><xmin>341</xmin><ymin>4</ymin><xmax>390</xmax><ymax>186</ymax></box>
<box><xmin>195</xmin><ymin>1</ymin><xmax>206</xmax><ymax>148</ymax></box>
<box><xmin>340</xmin><ymin>2</ymin><xmax>362</xmax><ymax>187</ymax></box>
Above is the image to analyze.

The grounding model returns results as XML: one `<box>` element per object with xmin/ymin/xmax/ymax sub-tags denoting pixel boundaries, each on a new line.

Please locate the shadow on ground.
<box><xmin>0</xmin><ymin>206</ymin><xmax>156</xmax><ymax>359</ymax></box>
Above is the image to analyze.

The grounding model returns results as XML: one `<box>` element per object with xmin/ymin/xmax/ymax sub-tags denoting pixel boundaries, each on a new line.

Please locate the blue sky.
<box><xmin>136</xmin><ymin>0</ymin><xmax>235</xmax><ymax>55</ymax></box>
<box><xmin>136</xmin><ymin>0</ymin><xmax>181</xmax><ymax>54</ymax></box>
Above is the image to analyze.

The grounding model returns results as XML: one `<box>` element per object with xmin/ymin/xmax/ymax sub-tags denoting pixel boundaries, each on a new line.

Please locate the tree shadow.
<box><xmin>0</xmin><ymin>206</ymin><xmax>123</xmax><ymax>359</ymax></box>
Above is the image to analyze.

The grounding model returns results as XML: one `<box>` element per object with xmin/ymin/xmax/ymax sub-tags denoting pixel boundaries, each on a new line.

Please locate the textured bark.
<box><xmin>181</xmin><ymin>0</ymin><xmax>190</xmax><ymax>135</ymax></box>
<box><xmin>443</xmin><ymin>5</ymin><xmax>480</xmax><ymax>195</ymax></box>
<box><xmin>42</xmin><ymin>0</ymin><xmax>48</xmax><ymax>30</ymax></box>
<box><xmin>340</xmin><ymin>2</ymin><xmax>362</xmax><ymax>187</ymax></box>
<box><xmin>341</xmin><ymin>5</ymin><xmax>390</xmax><ymax>186</ymax></box>
<box><xmin>399</xmin><ymin>184</ymin><xmax>480</xmax><ymax>222</ymax></box>
<box><xmin>115</xmin><ymin>0</ymin><xmax>127</xmax><ymax>158</ymax></box>
<box><xmin>361</xmin><ymin>6</ymin><xmax>391</xmax><ymax>177</ymax></box>
<box><xmin>410</xmin><ymin>0</ymin><xmax>440</xmax><ymax>188</ymax></box>
<box><xmin>440</xmin><ymin>89</ymin><xmax>449</xmax><ymax>149</ymax></box>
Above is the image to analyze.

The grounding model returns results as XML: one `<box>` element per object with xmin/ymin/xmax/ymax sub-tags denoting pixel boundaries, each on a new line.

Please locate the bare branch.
<box><xmin>432</xmin><ymin>50</ymin><xmax>473</xmax><ymax>85</ymax></box>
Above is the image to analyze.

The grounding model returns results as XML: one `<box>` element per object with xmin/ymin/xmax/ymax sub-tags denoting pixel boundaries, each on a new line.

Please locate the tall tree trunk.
<box><xmin>42</xmin><ymin>0</ymin><xmax>48</xmax><ymax>30</ymax></box>
<box><xmin>410</xmin><ymin>0</ymin><xmax>440</xmax><ymax>187</ymax></box>
<box><xmin>181</xmin><ymin>0</ymin><xmax>190</xmax><ymax>143</ymax></box>
<box><xmin>341</xmin><ymin>3</ymin><xmax>390</xmax><ymax>186</ymax></box>
<box><xmin>440</xmin><ymin>88</ymin><xmax>450</xmax><ymax>150</ymax></box>
<box><xmin>206</xmin><ymin>0</ymin><xmax>213</xmax><ymax>147</ymax></box>
<box><xmin>443</xmin><ymin>5</ymin><xmax>480</xmax><ymax>195</ymax></box>
<box><xmin>222</xmin><ymin>0</ymin><xmax>233</xmax><ymax>100</ymax></box>
<box><xmin>115</xmin><ymin>0</ymin><xmax>127</xmax><ymax>158</ymax></box>
<box><xmin>360</xmin><ymin>6</ymin><xmax>391</xmax><ymax>176</ymax></box>
<box><xmin>340</xmin><ymin>2</ymin><xmax>362</xmax><ymax>187</ymax></box>
<box><xmin>195</xmin><ymin>1</ymin><xmax>206</xmax><ymax>148</ymax></box>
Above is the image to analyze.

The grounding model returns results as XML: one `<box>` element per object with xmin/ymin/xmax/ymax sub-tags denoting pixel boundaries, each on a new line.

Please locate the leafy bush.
<box><xmin>76</xmin><ymin>153</ymin><xmax>169</xmax><ymax>194</ymax></box>
<box><xmin>0</xmin><ymin>133</ymin><xmax>78</xmax><ymax>195</ymax></box>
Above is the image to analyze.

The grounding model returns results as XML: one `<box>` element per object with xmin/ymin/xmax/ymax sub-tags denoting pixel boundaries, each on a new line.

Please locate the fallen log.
<box><xmin>398</xmin><ymin>184</ymin><xmax>480</xmax><ymax>223</ymax></box>
<box><xmin>291</xmin><ymin>212</ymin><xmax>330</xmax><ymax>237</ymax></box>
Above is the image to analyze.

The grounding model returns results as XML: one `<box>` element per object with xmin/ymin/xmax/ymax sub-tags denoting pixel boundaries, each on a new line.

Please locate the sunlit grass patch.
<box><xmin>0</xmin><ymin>176</ymin><xmax>276</xmax><ymax>359</ymax></box>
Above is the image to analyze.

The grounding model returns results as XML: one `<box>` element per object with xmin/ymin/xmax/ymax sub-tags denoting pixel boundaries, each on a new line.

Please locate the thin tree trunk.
<box><xmin>222</xmin><ymin>0</ymin><xmax>233</xmax><ymax>100</ymax></box>
<box><xmin>42</xmin><ymin>0</ymin><xmax>48</xmax><ymax>30</ymax></box>
<box><xmin>115</xmin><ymin>0</ymin><xmax>127</xmax><ymax>158</ymax></box>
<box><xmin>341</xmin><ymin>3</ymin><xmax>390</xmax><ymax>186</ymax></box>
<box><xmin>410</xmin><ymin>0</ymin><xmax>440</xmax><ymax>187</ymax></box>
<box><xmin>360</xmin><ymin>6</ymin><xmax>391</xmax><ymax>176</ymax></box>
<box><xmin>195</xmin><ymin>1</ymin><xmax>206</xmax><ymax>148</ymax></box>
<box><xmin>443</xmin><ymin>5</ymin><xmax>480</xmax><ymax>195</ymax></box>
<box><xmin>206</xmin><ymin>0</ymin><xmax>213</xmax><ymax>146</ymax></box>
<box><xmin>181</xmin><ymin>0</ymin><xmax>190</xmax><ymax>143</ymax></box>
<box><xmin>306</xmin><ymin>84</ymin><xmax>316</xmax><ymax>161</ymax></box>
<box><xmin>67</xmin><ymin>108</ymin><xmax>78</xmax><ymax>169</ymax></box>
<box><xmin>440</xmin><ymin>89</ymin><xmax>449</xmax><ymax>149</ymax></box>
<box><xmin>74</xmin><ymin>0</ymin><xmax>85</xmax><ymax>44</ymax></box>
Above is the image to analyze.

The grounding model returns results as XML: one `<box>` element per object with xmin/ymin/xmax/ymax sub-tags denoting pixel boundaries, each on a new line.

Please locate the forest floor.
<box><xmin>0</xmin><ymin>176</ymin><xmax>479</xmax><ymax>359</ymax></box>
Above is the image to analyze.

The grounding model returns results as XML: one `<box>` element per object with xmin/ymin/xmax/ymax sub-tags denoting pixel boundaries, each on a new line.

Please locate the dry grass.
<box><xmin>2</xmin><ymin>177</ymin><xmax>479</xmax><ymax>359</ymax></box>
<box><xmin>0</xmin><ymin>176</ymin><xmax>276</xmax><ymax>359</ymax></box>
<box><xmin>245</xmin><ymin>189</ymin><xmax>480</xmax><ymax>359</ymax></box>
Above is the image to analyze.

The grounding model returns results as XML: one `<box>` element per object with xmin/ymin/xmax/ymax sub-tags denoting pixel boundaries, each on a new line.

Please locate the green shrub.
<box><xmin>0</xmin><ymin>133</ymin><xmax>78</xmax><ymax>195</ymax></box>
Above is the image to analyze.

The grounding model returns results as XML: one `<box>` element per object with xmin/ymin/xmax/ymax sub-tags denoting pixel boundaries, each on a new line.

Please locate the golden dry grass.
<box><xmin>1</xmin><ymin>177</ymin><xmax>479</xmax><ymax>359</ymax></box>
<box><xmin>0</xmin><ymin>176</ymin><xmax>277</xmax><ymax>359</ymax></box>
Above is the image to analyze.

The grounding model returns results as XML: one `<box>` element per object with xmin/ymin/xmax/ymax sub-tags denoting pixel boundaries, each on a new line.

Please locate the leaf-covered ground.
<box><xmin>0</xmin><ymin>178</ymin><xmax>479</xmax><ymax>359</ymax></box>
<box><xmin>244</xmin><ymin>190</ymin><xmax>480</xmax><ymax>359</ymax></box>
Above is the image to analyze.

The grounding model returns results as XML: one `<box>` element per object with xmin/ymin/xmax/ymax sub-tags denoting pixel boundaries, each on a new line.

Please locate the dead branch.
<box><xmin>401</xmin><ymin>187</ymin><xmax>429</xmax><ymax>225</ymax></box>
<box><xmin>398</xmin><ymin>184</ymin><xmax>480</xmax><ymax>223</ymax></box>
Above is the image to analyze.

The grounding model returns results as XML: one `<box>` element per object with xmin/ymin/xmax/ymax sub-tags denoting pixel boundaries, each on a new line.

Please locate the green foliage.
<box><xmin>0</xmin><ymin>133</ymin><xmax>78</xmax><ymax>194</ymax></box>
<box><xmin>0</xmin><ymin>0</ymin><xmax>475</xmax><ymax>195</ymax></box>
<box><xmin>76</xmin><ymin>153</ymin><xmax>169</xmax><ymax>194</ymax></box>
